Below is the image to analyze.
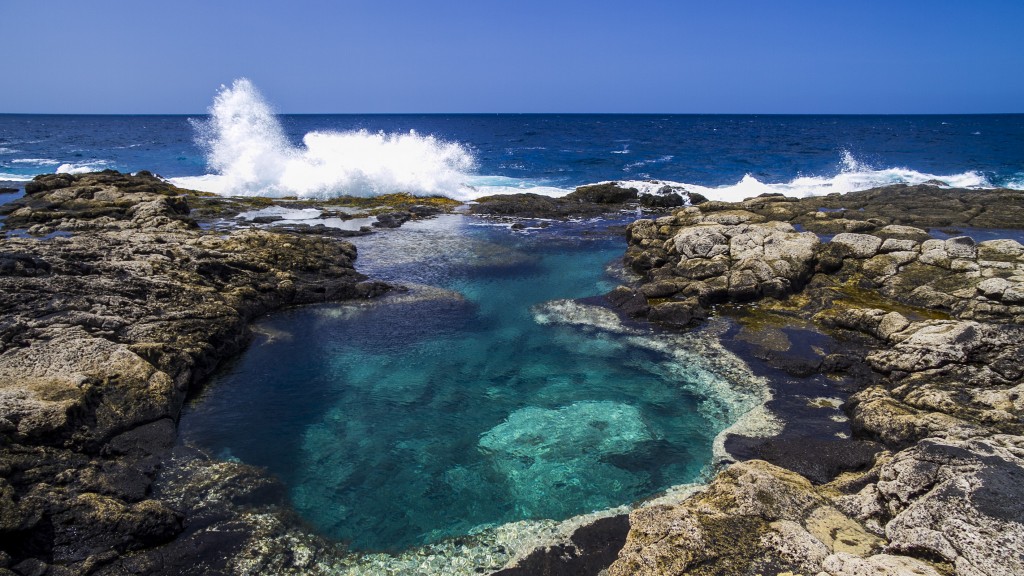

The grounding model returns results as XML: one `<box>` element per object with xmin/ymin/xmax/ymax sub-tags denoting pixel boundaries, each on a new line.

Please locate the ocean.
<box><xmin>4</xmin><ymin>80</ymin><xmax>1023</xmax><ymax>558</ymax></box>
<box><xmin>2</xmin><ymin>79</ymin><xmax>1022</xmax><ymax>200</ymax></box>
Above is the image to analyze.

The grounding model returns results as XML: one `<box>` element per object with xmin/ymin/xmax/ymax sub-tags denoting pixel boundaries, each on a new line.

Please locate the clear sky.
<box><xmin>2</xmin><ymin>0</ymin><xmax>1022</xmax><ymax>114</ymax></box>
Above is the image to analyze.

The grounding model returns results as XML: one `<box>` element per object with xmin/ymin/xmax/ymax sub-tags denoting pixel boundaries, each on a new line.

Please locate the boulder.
<box><xmin>828</xmin><ymin>233</ymin><xmax>883</xmax><ymax>259</ymax></box>
<box><xmin>876</xmin><ymin>437</ymin><xmax>1024</xmax><ymax>576</ymax></box>
<box><xmin>566</xmin><ymin>182</ymin><xmax>638</xmax><ymax>204</ymax></box>
<box><xmin>608</xmin><ymin>461</ymin><xmax>879</xmax><ymax>576</ymax></box>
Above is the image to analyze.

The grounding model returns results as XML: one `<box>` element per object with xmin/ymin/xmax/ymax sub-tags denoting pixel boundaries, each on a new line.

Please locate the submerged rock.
<box><xmin>479</xmin><ymin>401</ymin><xmax>654</xmax><ymax>517</ymax></box>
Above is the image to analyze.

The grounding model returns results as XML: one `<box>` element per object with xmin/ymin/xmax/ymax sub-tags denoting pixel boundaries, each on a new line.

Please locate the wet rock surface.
<box><xmin>470</xmin><ymin>181</ymin><xmax>699</xmax><ymax>219</ymax></box>
<box><xmin>493</xmin><ymin>514</ymin><xmax>630</xmax><ymax>576</ymax></box>
<box><xmin>0</xmin><ymin>172</ymin><xmax>389</xmax><ymax>574</ymax></box>
<box><xmin>594</xmin><ymin>185</ymin><xmax>1024</xmax><ymax>575</ymax></box>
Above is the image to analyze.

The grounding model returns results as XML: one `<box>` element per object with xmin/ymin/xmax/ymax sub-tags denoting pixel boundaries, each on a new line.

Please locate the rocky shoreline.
<box><xmin>1</xmin><ymin>174</ymin><xmax>1023</xmax><ymax>575</ymax></box>
<box><xmin>593</xmin><ymin>184</ymin><xmax>1024</xmax><ymax>576</ymax></box>
<box><xmin>0</xmin><ymin>172</ymin><xmax>392</xmax><ymax>574</ymax></box>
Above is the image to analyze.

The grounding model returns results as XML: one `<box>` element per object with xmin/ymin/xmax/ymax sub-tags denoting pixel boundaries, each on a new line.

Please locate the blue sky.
<box><xmin>2</xmin><ymin>0</ymin><xmax>1022</xmax><ymax>113</ymax></box>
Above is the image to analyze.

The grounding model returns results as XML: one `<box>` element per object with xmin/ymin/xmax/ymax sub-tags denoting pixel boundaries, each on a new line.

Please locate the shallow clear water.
<box><xmin>179</xmin><ymin>217</ymin><xmax>736</xmax><ymax>551</ymax></box>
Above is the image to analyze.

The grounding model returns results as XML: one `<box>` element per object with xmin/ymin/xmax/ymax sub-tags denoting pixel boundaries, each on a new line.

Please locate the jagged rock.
<box><xmin>874</xmin><ymin>437</ymin><xmax>1024</xmax><ymax>576</ymax></box>
<box><xmin>638</xmin><ymin>192</ymin><xmax>684</xmax><ymax>208</ymax></box>
<box><xmin>0</xmin><ymin>172</ymin><xmax>388</xmax><ymax>572</ymax></box>
<box><xmin>605</xmin><ymin>286</ymin><xmax>650</xmax><ymax>317</ymax></box>
<box><xmin>566</xmin><ymin>182</ymin><xmax>639</xmax><ymax>203</ymax></box>
<box><xmin>598</xmin><ymin>186</ymin><xmax>1024</xmax><ymax>576</ymax></box>
<box><xmin>944</xmin><ymin>236</ymin><xmax>978</xmax><ymax>259</ymax></box>
<box><xmin>648</xmin><ymin>299</ymin><xmax>705</xmax><ymax>327</ymax></box>
<box><xmin>608</xmin><ymin>461</ymin><xmax>886</xmax><ymax>576</ymax></box>
<box><xmin>621</xmin><ymin>211</ymin><xmax>819</xmax><ymax>327</ymax></box>
<box><xmin>840</xmin><ymin>318</ymin><xmax>1024</xmax><ymax>447</ymax></box>
<box><xmin>828</xmin><ymin>233</ymin><xmax>883</xmax><ymax>259</ymax></box>
<box><xmin>371</xmin><ymin>210</ymin><xmax>412</xmax><ymax>228</ymax></box>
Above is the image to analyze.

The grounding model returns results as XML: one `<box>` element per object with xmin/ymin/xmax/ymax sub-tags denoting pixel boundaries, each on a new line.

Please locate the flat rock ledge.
<box><xmin>564</xmin><ymin>187</ymin><xmax>1024</xmax><ymax>576</ymax></box>
<box><xmin>0</xmin><ymin>172</ymin><xmax>389</xmax><ymax>575</ymax></box>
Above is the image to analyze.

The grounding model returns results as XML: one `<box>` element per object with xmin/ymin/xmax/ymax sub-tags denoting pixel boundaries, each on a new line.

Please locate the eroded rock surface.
<box><xmin>0</xmin><ymin>172</ymin><xmax>388</xmax><ymax>574</ymax></box>
<box><xmin>623</xmin><ymin>208</ymin><xmax>820</xmax><ymax>326</ymax></box>
<box><xmin>598</xmin><ymin>186</ymin><xmax>1024</xmax><ymax>576</ymax></box>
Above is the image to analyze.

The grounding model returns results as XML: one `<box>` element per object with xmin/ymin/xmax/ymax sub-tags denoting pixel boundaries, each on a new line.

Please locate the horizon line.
<box><xmin>1</xmin><ymin>111</ymin><xmax>1023</xmax><ymax>117</ymax></box>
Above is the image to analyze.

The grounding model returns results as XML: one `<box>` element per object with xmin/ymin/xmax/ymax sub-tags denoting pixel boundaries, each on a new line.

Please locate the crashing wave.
<box><xmin>171</xmin><ymin>78</ymin><xmax>479</xmax><ymax>199</ymax></box>
<box><xmin>169</xmin><ymin>79</ymin><xmax>1022</xmax><ymax>201</ymax></box>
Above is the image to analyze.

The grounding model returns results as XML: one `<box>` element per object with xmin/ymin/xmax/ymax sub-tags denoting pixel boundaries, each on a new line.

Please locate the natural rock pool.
<box><xmin>178</xmin><ymin>215</ymin><xmax>767</xmax><ymax>552</ymax></box>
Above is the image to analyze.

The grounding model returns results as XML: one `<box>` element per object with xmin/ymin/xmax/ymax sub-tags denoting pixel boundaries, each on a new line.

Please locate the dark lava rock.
<box><xmin>687</xmin><ymin>191</ymin><xmax>708</xmax><ymax>205</ymax></box>
<box><xmin>0</xmin><ymin>252</ymin><xmax>51</xmax><ymax>277</ymax></box>
<box><xmin>565</xmin><ymin>182</ymin><xmax>638</xmax><ymax>204</ymax></box>
<box><xmin>249</xmin><ymin>215</ymin><xmax>284</xmax><ymax>224</ymax></box>
<box><xmin>470</xmin><ymin>193</ymin><xmax>613</xmax><ymax>219</ymax></box>
<box><xmin>275</xmin><ymin>223</ymin><xmax>372</xmax><ymax>237</ymax></box>
<box><xmin>408</xmin><ymin>204</ymin><xmax>442</xmax><ymax>217</ymax></box>
<box><xmin>638</xmin><ymin>192</ymin><xmax>684</xmax><ymax>208</ymax></box>
<box><xmin>725</xmin><ymin>436</ymin><xmax>883</xmax><ymax>485</ymax></box>
<box><xmin>372</xmin><ymin>210</ymin><xmax>413</xmax><ymax>228</ymax></box>
<box><xmin>647</xmin><ymin>299</ymin><xmax>706</xmax><ymax>328</ymax></box>
<box><xmin>606</xmin><ymin>286</ymin><xmax>649</xmax><ymax>317</ymax></box>
<box><xmin>494</xmin><ymin>514</ymin><xmax>630</xmax><ymax>576</ymax></box>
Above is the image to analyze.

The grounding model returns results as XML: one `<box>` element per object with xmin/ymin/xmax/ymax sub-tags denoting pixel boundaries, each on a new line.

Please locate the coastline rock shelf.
<box><xmin>2</xmin><ymin>174</ymin><xmax>1024</xmax><ymax>575</ymax></box>
<box><xmin>588</xmin><ymin>185</ymin><xmax>1024</xmax><ymax>576</ymax></box>
<box><xmin>0</xmin><ymin>172</ymin><xmax>389</xmax><ymax>575</ymax></box>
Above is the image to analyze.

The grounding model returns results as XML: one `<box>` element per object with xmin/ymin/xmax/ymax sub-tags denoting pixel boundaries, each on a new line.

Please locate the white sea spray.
<box><xmin>173</xmin><ymin>78</ymin><xmax>480</xmax><ymax>199</ymax></box>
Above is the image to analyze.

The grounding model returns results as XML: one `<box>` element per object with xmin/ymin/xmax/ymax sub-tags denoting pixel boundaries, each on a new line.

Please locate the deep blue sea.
<box><xmin>4</xmin><ymin>81</ymin><xmax>1023</xmax><ymax>559</ymax></box>
<box><xmin>2</xmin><ymin>84</ymin><xmax>1023</xmax><ymax>200</ymax></box>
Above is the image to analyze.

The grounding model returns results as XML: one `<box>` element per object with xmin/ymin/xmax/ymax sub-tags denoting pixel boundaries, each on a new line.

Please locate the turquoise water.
<box><xmin>179</xmin><ymin>216</ymin><xmax>727</xmax><ymax>552</ymax></box>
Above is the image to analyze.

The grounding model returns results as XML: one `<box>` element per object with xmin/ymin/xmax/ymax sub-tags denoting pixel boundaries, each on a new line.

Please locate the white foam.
<box><xmin>173</xmin><ymin>80</ymin><xmax>1015</xmax><ymax>203</ymax></box>
<box><xmin>237</xmin><ymin>206</ymin><xmax>322</xmax><ymax>221</ymax></box>
<box><xmin>11</xmin><ymin>158</ymin><xmax>59</xmax><ymax>166</ymax></box>
<box><xmin>0</xmin><ymin>148</ymin><xmax>20</xmax><ymax>154</ymax></box>
<box><xmin>56</xmin><ymin>161</ymin><xmax>107</xmax><ymax>174</ymax></box>
<box><xmin>623</xmin><ymin>155</ymin><xmax>674</xmax><ymax>172</ymax></box>
<box><xmin>608</xmin><ymin>150</ymin><xmax>996</xmax><ymax>203</ymax></box>
<box><xmin>1006</xmin><ymin>174</ymin><xmax>1024</xmax><ymax>190</ymax></box>
<box><xmin>0</xmin><ymin>173</ymin><xmax>31</xmax><ymax>182</ymax></box>
<box><xmin>175</xmin><ymin>78</ymin><xmax>480</xmax><ymax>200</ymax></box>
